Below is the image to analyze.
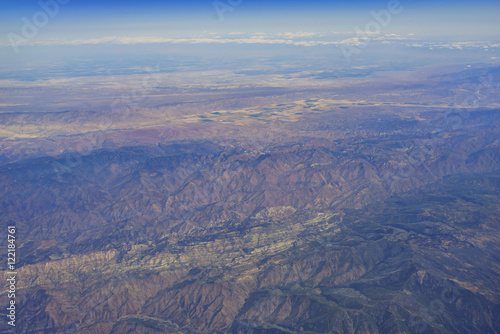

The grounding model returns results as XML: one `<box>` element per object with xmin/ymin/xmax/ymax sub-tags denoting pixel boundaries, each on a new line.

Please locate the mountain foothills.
<box><xmin>0</xmin><ymin>64</ymin><xmax>500</xmax><ymax>333</ymax></box>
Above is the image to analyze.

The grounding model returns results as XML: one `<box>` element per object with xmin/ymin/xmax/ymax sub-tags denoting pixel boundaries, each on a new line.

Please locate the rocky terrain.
<box><xmin>0</xmin><ymin>64</ymin><xmax>499</xmax><ymax>333</ymax></box>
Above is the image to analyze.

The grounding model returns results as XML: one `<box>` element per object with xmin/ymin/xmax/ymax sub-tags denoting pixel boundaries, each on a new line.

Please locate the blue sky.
<box><xmin>2</xmin><ymin>0</ymin><xmax>500</xmax><ymax>38</ymax></box>
<box><xmin>0</xmin><ymin>0</ymin><xmax>499</xmax><ymax>58</ymax></box>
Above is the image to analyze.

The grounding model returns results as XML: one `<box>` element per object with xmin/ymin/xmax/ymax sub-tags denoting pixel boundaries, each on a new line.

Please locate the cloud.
<box><xmin>1</xmin><ymin>32</ymin><xmax>498</xmax><ymax>50</ymax></box>
<box><xmin>273</xmin><ymin>32</ymin><xmax>325</xmax><ymax>38</ymax></box>
<box><xmin>407</xmin><ymin>41</ymin><xmax>500</xmax><ymax>50</ymax></box>
<box><xmin>0</xmin><ymin>33</ymin><xmax>340</xmax><ymax>47</ymax></box>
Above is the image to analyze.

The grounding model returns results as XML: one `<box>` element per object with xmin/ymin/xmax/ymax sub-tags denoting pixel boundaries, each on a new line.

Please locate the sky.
<box><xmin>1</xmin><ymin>0</ymin><xmax>499</xmax><ymax>43</ymax></box>
<box><xmin>0</xmin><ymin>0</ymin><xmax>499</xmax><ymax>69</ymax></box>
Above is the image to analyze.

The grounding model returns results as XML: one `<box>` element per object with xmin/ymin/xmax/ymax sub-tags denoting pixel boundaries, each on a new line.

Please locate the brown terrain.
<box><xmin>0</xmin><ymin>63</ymin><xmax>499</xmax><ymax>333</ymax></box>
